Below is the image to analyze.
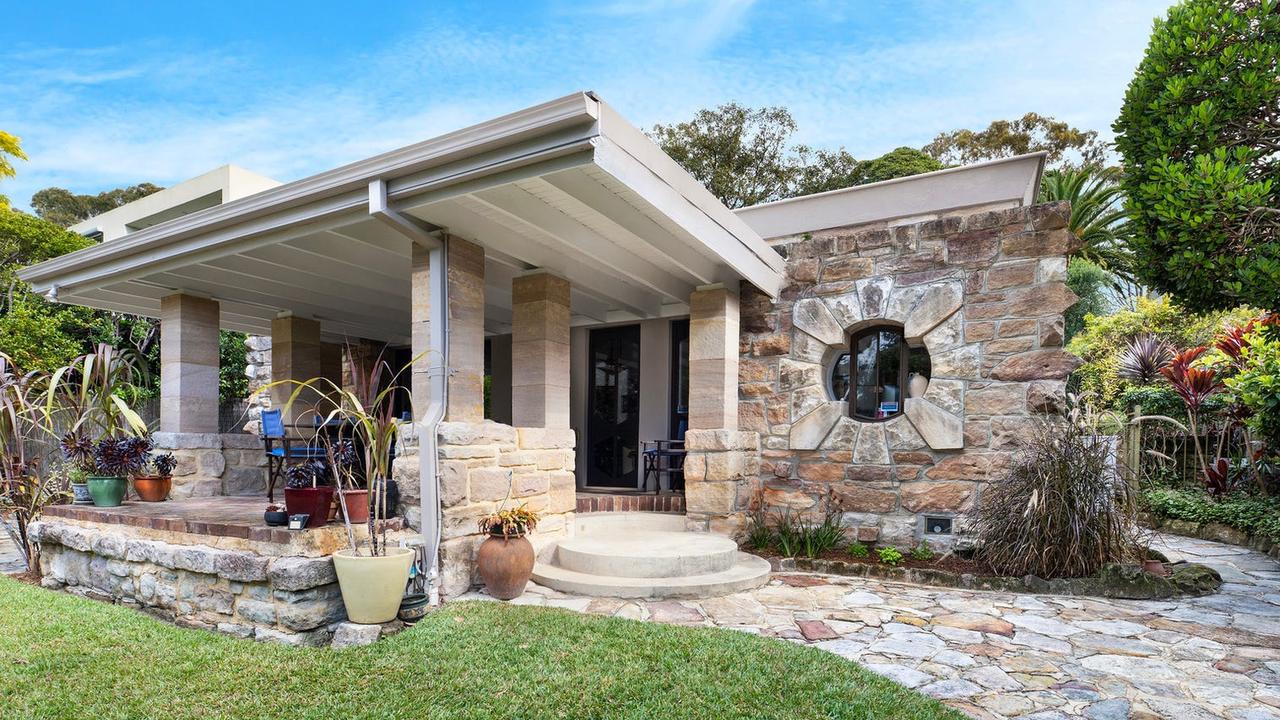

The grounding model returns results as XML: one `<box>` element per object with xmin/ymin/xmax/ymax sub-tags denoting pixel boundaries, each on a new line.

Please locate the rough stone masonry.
<box><xmin>731</xmin><ymin>200</ymin><xmax>1081</xmax><ymax>547</ymax></box>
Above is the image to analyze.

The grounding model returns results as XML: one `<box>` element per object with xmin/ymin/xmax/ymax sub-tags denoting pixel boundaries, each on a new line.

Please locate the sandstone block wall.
<box><xmin>32</xmin><ymin>520</ymin><xmax>345</xmax><ymax>646</ymax></box>
<box><xmin>152</xmin><ymin>432</ymin><xmax>269</xmax><ymax>499</ymax></box>
<box><xmin>390</xmin><ymin>420</ymin><xmax>575</xmax><ymax>600</ymax></box>
<box><xmin>739</xmin><ymin>201</ymin><xmax>1080</xmax><ymax>547</ymax></box>
<box><xmin>683</xmin><ymin>429</ymin><xmax>761</xmax><ymax>536</ymax></box>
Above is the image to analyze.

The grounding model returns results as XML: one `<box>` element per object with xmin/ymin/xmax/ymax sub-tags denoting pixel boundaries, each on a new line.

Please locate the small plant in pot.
<box><xmin>282</xmin><ymin>461</ymin><xmax>333</xmax><ymax>529</ymax></box>
<box><xmin>476</xmin><ymin>497</ymin><xmax>541</xmax><ymax>600</ymax></box>
<box><xmin>263</xmin><ymin>503</ymin><xmax>288</xmax><ymax>527</ymax></box>
<box><xmin>61</xmin><ymin>434</ymin><xmax>149</xmax><ymax>507</ymax></box>
<box><xmin>132</xmin><ymin>445</ymin><xmax>176</xmax><ymax>502</ymax></box>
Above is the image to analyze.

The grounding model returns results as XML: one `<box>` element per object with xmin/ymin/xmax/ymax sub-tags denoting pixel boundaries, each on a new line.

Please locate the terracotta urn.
<box><xmin>132</xmin><ymin>474</ymin><xmax>172</xmax><ymax>502</ymax></box>
<box><xmin>476</xmin><ymin>532</ymin><xmax>535</xmax><ymax>600</ymax></box>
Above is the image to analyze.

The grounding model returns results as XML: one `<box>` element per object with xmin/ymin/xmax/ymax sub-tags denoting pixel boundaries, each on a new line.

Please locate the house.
<box><xmin>20</xmin><ymin>92</ymin><xmax>1077</xmax><ymax>641</ymax></box>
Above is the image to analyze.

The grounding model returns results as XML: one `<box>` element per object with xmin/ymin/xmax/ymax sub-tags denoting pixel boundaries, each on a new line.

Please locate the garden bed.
<box><xmin>764</xmin><ymin>551</ymin><xmax>1222</xmax><ymax>600</ymax></box>
<box><xmin>1142</xmin><ymin>488</ymin><xmax>1280</xmax><ymax>560</ymax></box>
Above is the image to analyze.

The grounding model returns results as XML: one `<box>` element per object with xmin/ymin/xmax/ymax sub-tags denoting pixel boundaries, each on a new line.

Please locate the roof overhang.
<box><xmin>21</xmin><ymin>92</ymin><xmax>784</xmax><ymax>343</ymax></box>
<box><xmin>734</xmin><ymin>152</ymin><xmax>1048</xmax><ymax>240</ymax></box>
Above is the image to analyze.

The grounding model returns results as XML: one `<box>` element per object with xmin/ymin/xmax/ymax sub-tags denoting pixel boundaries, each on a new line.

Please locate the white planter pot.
<box><xmin>332</xmin><ymin>546</ymin><xmax>415</xmax><ymax>624</ymax></box>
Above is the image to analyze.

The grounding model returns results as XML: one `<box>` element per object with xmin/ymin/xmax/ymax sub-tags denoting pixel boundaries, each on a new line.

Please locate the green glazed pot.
<box><xmin>87</xmin><ymin>475</ymin><xmax>127</xmax><ymax>507</ymax></box>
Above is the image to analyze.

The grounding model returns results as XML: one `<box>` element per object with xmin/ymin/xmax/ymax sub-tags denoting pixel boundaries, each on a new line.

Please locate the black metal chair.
<box><xmin>642</xmin><ymin>420</ymin><xmax>687</xmax><ymax>494</ymax></box>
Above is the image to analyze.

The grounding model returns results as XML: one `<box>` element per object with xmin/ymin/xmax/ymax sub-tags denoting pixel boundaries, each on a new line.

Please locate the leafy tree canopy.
<box><xmin>924</xmin><ymin>112</ymin><xmax>1108</xmax><ymax>168</ymax></box>
<box><xmin>0</xmin><ymin>130</ymin><xmax>28</xmax><ymax>208</ymax></box>
<box><xmin>651</xmin><ymin>104</ymin><xmax>943</xmax><ymax>208</ymax></box>
<box><xmin>31</xmin><ymin>182</ymin><xmax>164</xmax><ymax>228</ymax></box>
<box><xmin>1113</xmin><ymin>0</ymin><xmax>1280</xmax><ymax>312</ymax></box>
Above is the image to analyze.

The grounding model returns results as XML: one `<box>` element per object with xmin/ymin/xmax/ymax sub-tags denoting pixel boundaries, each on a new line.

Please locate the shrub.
<box><xmin>847</xmin><ymin>541</ymin><xmax>869</xmax><ymax>558</ymax></box>
<box><xmin>744</xmin><ymin>505</ymin><xmax>774</xmax><ymax>551</ymax></box>
<box><xmin>1224</xmin><ymin>327</ymin><xmax>1280</xmax><ymax>451</ymax></box>
<box><xmin>1114</xmin><ymin>0</ymin><xmax>1280</xmax><ymax>312</ymax></box>
<box><xmin>876</xmin><ymin>547</ymin><xmax>904</xmax><ymax>566</ymax></box>
<box><xmin>974</xmin><ymin>399</ymin><xmax>1143</xmax><ymax>578</ymax></box>
<box><xmin>1067</xmin><ymin>296</ymin><xmax>1253</xmax><ymax>409</ymax></box>
<box><xmin>1143</xmin><ymin>487</ymin><xmax>1280</xmax><ymax>544</ymax></box>
<box><xmin>909</xmin><ymin>542</ymin><xmax>935</xmax><ymax>562</ymax></box>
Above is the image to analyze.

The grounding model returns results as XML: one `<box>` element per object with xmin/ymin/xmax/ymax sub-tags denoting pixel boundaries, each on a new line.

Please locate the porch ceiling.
<box><xmin>20</xmin><ymin>92</ymin><xmax>784</xmax><ymax>344</ymax></box>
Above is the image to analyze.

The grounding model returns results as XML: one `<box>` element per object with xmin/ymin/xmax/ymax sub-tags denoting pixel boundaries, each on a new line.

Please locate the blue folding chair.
<box><xmin>261</xmin><ymin>409</ymin><xmax>327</xmax><ymax>501</ymax></box>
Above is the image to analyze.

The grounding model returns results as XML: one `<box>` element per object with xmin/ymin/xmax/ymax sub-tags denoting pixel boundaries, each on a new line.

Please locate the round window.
<box><xmin>829</xmin><ymin>325</ymin><xmax>931</xmax><ymax>421</ymax></box>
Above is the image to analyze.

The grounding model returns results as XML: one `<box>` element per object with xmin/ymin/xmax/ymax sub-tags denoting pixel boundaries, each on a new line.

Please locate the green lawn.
<box><xmin>0</xmin><ymin>577</ymin><xmax>962</xmax><ymax>720</ymax></box>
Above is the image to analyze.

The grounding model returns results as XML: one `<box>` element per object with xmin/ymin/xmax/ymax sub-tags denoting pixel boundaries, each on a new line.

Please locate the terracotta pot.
<box><xmin>332</xmin><ymin>547</ymin><xmax>414</xmax><ymax>624</ymax></box>
<box><xmin>476</xmin><ymin>532</ymin><xmax>535</xmax><ymax>600</ymax></box>
<box><xmin>133</xmin><ymin>474</ymin><xmax>172</xmax><ymax>502</ymax></box>
<box><xmin>283</xmin><ymin>486</ymin><xmax>334</xmax><ymax>528</ymax></box>
<box><xmin>1142</xmin><ymin>559</ymin><xmax>1166</xmax><ymax>576</ymax></box>
<box><xmin>339</xmin><ymin>489</ymin><xmax>370</xmax><ymax>523</ymax></box>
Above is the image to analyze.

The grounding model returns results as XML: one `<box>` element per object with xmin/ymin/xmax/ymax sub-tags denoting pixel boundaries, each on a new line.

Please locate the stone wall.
<box><xmin>242</xmin><ymin>334</ymin><xmax>272</xmax><ymax>432</ymax></box>
<box><xmin>153</xmin><ymin>432</ymin><xmax>268</xmax><ymax>499</ymax></box>
<box><xmin>31</xmin><ymin>520</ymin><xmax>345</xmax><ymax>645</ymax></box>
<box><xmin>683</xmin><ymin>429</ymin><xmax>761</xmax><ymax>537</ymax></box>
<box><xmin>390</xmin><ymin>420</ymin><xmax>576</xmax><ymax>600</ymax></box>
<box><xmin>738</xmin><ymin>201</ymin><xmax>1080</xmax><ymax>547</ymax></box>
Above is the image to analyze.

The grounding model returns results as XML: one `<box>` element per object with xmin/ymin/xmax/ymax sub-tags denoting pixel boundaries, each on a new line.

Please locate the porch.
<box><xmin>19</xmin><ymin>92</ymin><xmax>784</xmax><ymax>603</ymax></box>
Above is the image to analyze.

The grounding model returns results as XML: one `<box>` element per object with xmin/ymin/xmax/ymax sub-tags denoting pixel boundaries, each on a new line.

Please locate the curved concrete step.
<box><xmin>532</xmin><ymin>552</ymin><xmax>772</xmax><ymax>599</ymax></box>
<box><xmin>573</xmin><ymin>511</ymin><xmax>687</xmax><ymax>535</ymax></box>
<box><xmin>555</xmin><ymin>531</ymin><xmax>739</xmax><ymax>578</ymax></box>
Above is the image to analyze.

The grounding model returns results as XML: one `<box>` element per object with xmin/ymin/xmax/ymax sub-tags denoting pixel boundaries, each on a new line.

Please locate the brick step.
<box><xmin>575</xmin><ymin>493</ymin><xmax>684</xmax><ymax>513</ymax></box>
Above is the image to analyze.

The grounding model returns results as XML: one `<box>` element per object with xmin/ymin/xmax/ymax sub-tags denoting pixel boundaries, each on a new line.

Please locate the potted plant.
<box><xmin>282</xmin><ymin>461</ymin><xmax>333</xmax><ymax>529</ymax></box>
<box><xmin>68</xmin><ymin>466</ymin><xmax>91</xmax><ymax>504</ymax></box>
<box><xmin>476</xmin><ymin>499</ymin><xmax>540</xmax><ymax>600</ymax></box>
<box><xmin>267</xmin><ymin>344</ymin><xmax>416</xmax><ymax>624</ymax></box>
<box><xmin>326</xmin><ymin>438</ymin><xmax>369</xmax><ymax>524</ymax></box>
<box><xmin>263</xmin><ymin>503</ymin><xmax>288</xmax><ymax>526</ymax></box>
<box><xmin>132</xmin><ymin>445</ymin><xmax>176</xmax><ymax>502</ymax></box>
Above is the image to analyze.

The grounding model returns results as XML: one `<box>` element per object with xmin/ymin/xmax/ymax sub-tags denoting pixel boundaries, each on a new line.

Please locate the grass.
<box><xmin>0</xmin><ymin>577</ymin><xmax>962</xmax><ymax>720</ymax></box>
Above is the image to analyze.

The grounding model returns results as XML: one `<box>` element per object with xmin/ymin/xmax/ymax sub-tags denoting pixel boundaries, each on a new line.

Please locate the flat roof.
<box><xmin>734</xmin><ymin>153</ymin><xmax>1047</xmax><ymax>240</ymax></box>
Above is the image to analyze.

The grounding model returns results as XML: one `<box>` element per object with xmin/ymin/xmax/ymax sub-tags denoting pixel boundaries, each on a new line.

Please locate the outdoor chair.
<box><xmin>642</xmin><ymin>420</ymin><xmax>687</xmax><ymax>494</ymax></box>
<box><xmin>261</xmin><ymin>409</ymin><xmax>327</xmax><ymax>501</ymax></box>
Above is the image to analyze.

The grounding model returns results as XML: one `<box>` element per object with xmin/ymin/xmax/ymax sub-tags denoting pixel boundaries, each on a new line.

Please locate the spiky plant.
<box><xmin>1117</xmin><ymin>333</ymin><xmax>1173</xmax><ymax>385</ymax></box>
<box><xmin>1037</xmin><ymin>165</ymin><xmax>1135</xmax><ymax>282</ymax></box>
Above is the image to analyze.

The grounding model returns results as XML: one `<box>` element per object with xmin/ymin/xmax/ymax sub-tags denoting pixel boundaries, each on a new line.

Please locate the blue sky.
<box><xmin>0</xmin><ymin>0</ymin><xmax>1174</xmax><ymax>212</ymax></box>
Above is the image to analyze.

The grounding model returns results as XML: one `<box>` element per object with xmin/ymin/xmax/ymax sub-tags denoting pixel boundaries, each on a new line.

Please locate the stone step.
<box><xmin>532</xmin><ymin>552</ymin><xmax>772</xmax><ymax>599</ymax></box>
<box><xmin>555</xmin><ymin>531</ymin><xmax>740</xmax><ymax>578</ymax></box>
<box><xmin>572</xmin><ymin>511</ymin><xmax>687</xmax><ymax>535</ymax></box>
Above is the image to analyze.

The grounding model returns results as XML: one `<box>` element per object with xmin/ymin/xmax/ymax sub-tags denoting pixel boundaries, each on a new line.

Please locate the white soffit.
<box><xmin>19</xmin><ymin>92</ymin><xmax>783</xmax><ymax>342</ymax></box>
<box><xmin>734</xmin><ymin>153</ymin><xmax>1048</xmax><ymax>240</ymax></box>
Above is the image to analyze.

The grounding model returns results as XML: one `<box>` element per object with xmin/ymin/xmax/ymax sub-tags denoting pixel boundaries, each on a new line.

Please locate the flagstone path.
<box><xmin>459</xmin><ymin>534</ymin><xmax>1280</xmax><ymax>719</ymax></box>
<box><xmin>0</xmin><ymin>534</ymin><xmax>22</xmax><ymax>574</ymax></box>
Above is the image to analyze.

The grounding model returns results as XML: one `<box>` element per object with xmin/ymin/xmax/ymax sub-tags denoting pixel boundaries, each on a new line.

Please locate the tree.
<box><xmin>1037</xmin><ymin>165</ymin><xmax>1135</xmax><ymax>282</ymax></box>
<box><xmin>0</xmin><ymin>130</ymin><xmax>28</xmax><ymax>208</ymax></box>
<box><xmin>924</xmin><ymin>113</ymin><xmax>1108</xmax><ymax>168</ymax></box>
<box><xmin>31</xmin><ymin>183</ymin><xmax>165</xmax><ymax>228</ymax></box>
<box><xmin>1113</xmin><ymin>0</ymin><xmax>1280</xmax><ymax>313</ymax></box>
<box><xmin>1062</xmin><ymin>258</ymin><xmax>1116</xmax><ymax>344</ymax></box>
<box><xmin>652</xmin><ymin>104</ymin><xmax>946</xmax><ymax>207</ymax></box>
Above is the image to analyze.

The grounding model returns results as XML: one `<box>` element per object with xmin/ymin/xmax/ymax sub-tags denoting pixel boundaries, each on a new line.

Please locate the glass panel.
<box><xmin>877</xmin><ymin>330</ymin><xmax>902</xmax><ymax>418</ymax></box>
<box><xmin>853</xmin><ymin>333</ymin><xmax>878</xmax><ymax>419</ymax></box>
<box><xmin>830</xmin><ymin>352</ymin><xmax>850</xmax><ymax>401</ymax></box>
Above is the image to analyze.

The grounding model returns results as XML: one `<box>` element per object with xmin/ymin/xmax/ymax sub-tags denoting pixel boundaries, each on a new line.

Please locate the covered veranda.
<box><xmin>20</xmin><ymin>91</ymin><xmax>785</xmax><ymax>602</ymax></box>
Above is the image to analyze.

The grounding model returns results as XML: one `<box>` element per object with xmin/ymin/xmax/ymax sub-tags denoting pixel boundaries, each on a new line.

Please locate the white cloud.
<box><xmin>0</xmin><ymin>1</ymin><xmax>1172</xmax><ymax>211</ymax></box>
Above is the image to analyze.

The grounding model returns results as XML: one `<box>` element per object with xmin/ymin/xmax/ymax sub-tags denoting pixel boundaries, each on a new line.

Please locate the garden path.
<box><xmin>0</xmin><ymin>534</ymin><xmax>21</xmax><ymax>574</ymax></box>
<box><xmin>460</xmin><ymin>534</ymin><xmax>1280</xmax><ymax>720</ymax></box>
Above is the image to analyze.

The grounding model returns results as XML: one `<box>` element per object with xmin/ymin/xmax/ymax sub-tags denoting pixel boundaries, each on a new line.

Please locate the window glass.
<box><xmin>831</xmin><ymin>325</ymin><xmax>931</xmax><ymax>422</ymax></box>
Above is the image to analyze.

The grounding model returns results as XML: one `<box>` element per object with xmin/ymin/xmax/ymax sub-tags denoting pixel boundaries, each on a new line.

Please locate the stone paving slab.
<box><xmin>0</xmin><ymin>534</ymin><xmax>22</xmax><ymax>573</ymax></box>
<box><xmin>458</xmin><ymin>534</ymin><xmax>1280</xmax><ymax>719</ymax></box>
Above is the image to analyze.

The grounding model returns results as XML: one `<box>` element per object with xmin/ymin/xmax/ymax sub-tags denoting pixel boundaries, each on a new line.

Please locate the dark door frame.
<box><xmin>584</xmin><ymin>324</ymin><xmax>643</xmax><ymax>490</ymax></box>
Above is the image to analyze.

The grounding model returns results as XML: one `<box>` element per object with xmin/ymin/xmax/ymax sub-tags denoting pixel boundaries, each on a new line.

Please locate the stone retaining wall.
<box><xmin>390</xmin><ymin>420</ymin><xmax>575</xmax><ymax>600</ymax></box>
<box><xmin>31</xmin><ymin>519</ymin><xmax>345</xmax><ymax>646</ymax></box>
<box><xmin>152</xmin><ymin>432</ymin><xmax>268</xmax><ymax>499</ymax></box>
<box><xmin>740</xmin><ymin>201</ymin><xmax>1080</xmax><ymax>547</ymax></box>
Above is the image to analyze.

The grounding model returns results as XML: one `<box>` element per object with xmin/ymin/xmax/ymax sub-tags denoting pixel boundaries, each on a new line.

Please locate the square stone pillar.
<box><xmin>159</xmin><ymin>294</ymin><xmax>220</xmax><ymax>434</ymax></box>
<box><xmin>411</xmin><ymin>235</ymin><xmax>485</xmax><ymax>422</ymax></box>
<box><xmin>511</xmin><ymin>272</ymin><xmax>570</xmax><ymax>428</ymax></box>
<box><xmin>689</xmin><ymin>284</ymin><xmax>739</xmax><ymax>431</ymax></box>
<box><xmin>270</xmin><ymin>314</ymin><xmax>323</xmax><ymax>423</ymax></box>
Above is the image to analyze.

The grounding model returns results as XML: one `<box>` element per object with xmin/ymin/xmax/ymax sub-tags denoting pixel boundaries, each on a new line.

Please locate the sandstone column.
<box><xmin>510</xmin><ymin>272</ymin><xmax>570</xmax><ymax>428</ymax></box>
<box><xmin>410</xmin><ymin>235</ymin><xmax>485</xmax><ymax>422</ymax></box>
<box><xmin>270</xmin><ymin>314</ymin><xmax>323</xmax><ymax>423</ymax></box>
<box><xmin>159</xmin><ymin>294</ymin><xmax>220</xmax><ymax>434</ymax></box>
<box><xmin>688</xmin><ymin>284</ymin><xmax>739</xmax><ymax>431</ymax></box>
